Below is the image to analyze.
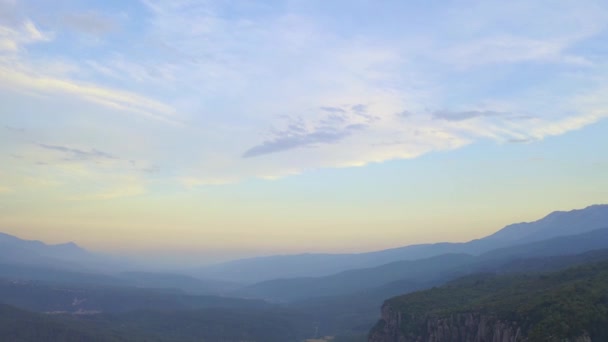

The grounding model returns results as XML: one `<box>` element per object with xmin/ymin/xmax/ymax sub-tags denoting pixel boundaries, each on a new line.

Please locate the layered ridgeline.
<box><xmin>287</xmin><ymin>248</ymin><xmax>608</xmax><ymax>338</ymax></box>
<box><xmin>199</xmin><ymin>205</ymin><xmax>608</xmax><ymax>283</ymax></box>
<box><xmin>3</xmin><ymin>250</ymin><xmax>608</xmax><ymax>342</ymax></box>
<box><xmin>1</xmin><ymin>204</ymin><xmax>608</xmax><ymax>341</ymax></box>
<box><xmin>369</xmin><ymin>260</ymin><xmax>608</xmax><ymax>341</ymax></box>
<box><xmin>235</xmin><ymin>227</ymin><xmax>608</xmax><ymax>301</ymax></box>
<box><xmin>0</xmin><ymin>233</ymin><xmax>238</xmax><ymax>296</ymax></box>
<box><xmin>2</xmin><ymin>204</ymin><xmax>607</xmax><ymax>287</ymax></box>
<box><xmin>0</xmin><ymin>232</ymin><xmax>95</xmax><ymax>270</ymax></box>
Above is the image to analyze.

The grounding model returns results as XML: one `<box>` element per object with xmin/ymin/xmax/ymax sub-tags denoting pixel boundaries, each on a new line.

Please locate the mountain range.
<box><xmin>3</xmin><ymin>204</ymin><xmax>607</xmax><ymax>284</ymax></box>
<box><xmin>236</xmin><ymin>226</ymin><xmax>608</xmax><ymax>301</ymax></box>
<box><xmin>1</xmin><ymin>204</ymin><xmax>608</xmax><ymax>341</ymax></box>
<box><xmin>198</xmin><ymin>204</ymin><xmax>608</xmax><ymax>283</ymax></box>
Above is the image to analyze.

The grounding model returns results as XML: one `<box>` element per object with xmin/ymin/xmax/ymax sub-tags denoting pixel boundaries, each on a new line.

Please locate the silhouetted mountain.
<box><xmin>483</xmin><ymin>204</ymin><xmax>608</xmax><ymax>243</ymax></box>
<box><xmin>0</xmin><ymin>233</ymin><xmax>90</xmax><ymax>258</ymax></box>
<box><xmin>236</xmin><ymin>254</ymin><xmax>475</xmax><ymax>302</ymax></box>
<box><xmin>0</xmin><ymin>232</ymin><xmax>129</xmax><ymax>272</ymax></box>
<box><xmin>0</xmin><ymin>232</ymin><xmax>91</xmax><ymax>269</ymax></box>
<box><xmin>199</xmin><ymin>204</ymin><xmax>608</xmax><ymax>282</ymax></box>
<box><xmin>479</xmin><ymin>225</ymin><xmax>608</xmax><ymax>261</ymax></box>
<box><xmin>238</xmin><ymin>227</ymin><xmax>608</xmax><ymax>302</ymax></box>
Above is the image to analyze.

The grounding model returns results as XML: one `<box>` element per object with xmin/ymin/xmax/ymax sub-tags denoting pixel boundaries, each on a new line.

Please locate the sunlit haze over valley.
<box><xmin>1</xmin><ymin>1</ymin><xmax>608</xmax><ymax>341</ymax></box>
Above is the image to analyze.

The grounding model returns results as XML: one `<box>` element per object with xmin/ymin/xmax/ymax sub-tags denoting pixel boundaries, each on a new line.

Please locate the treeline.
<box><xmin>377</xmin><ymin>261</ymin><xmax>608</xmax><ymax>340</ymax></box>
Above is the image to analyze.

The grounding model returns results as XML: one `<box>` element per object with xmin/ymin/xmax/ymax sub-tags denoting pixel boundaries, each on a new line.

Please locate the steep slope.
<box><xmin>290</xmin><ymin>248</ymin><xmax>608</xmax><ymax>338</ymax></box>
<box><xmin>200</xmin><ymin>204</ymin><xmax>608</xmax><ymax>282</ymax></box>
<box><xmin>369</xmin><ymin>261</ymin><xmax>608</xmax><ymax>342</ymax></box>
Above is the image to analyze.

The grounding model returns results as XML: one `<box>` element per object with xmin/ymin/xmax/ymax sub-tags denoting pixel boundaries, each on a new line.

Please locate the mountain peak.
<box><xmin>485</xmin><ymin>204</ymin><xmax>608</xmax><ymax>244</ymax></box>
<box><xmin>0</xmin><ymin>231</ymin><xmax>92</xmax><ymax>269</ymax></box>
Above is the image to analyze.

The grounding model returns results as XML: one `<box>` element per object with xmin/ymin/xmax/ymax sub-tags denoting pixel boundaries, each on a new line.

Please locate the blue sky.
<box><xmin>0</xmin><ymin>0</ymin><xmax>607</xmax><ymax>262</ymax></box>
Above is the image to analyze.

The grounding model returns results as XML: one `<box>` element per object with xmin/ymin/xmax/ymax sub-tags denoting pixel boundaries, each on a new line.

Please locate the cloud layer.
<box><xmin>1</xmin><ymin>0</ymin><xmax>608</xmax><ymax>195</ymax></box>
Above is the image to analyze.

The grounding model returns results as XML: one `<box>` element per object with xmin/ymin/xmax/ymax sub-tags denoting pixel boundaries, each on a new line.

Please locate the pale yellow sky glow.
<box><xmin>1</xmin><ymin>0</ymin><xmax>607</xmax><ymax>263</ymax></box>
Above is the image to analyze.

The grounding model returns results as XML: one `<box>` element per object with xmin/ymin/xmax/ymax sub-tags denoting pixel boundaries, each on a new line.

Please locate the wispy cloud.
<box><xmin>0</xmin><ymin>66</ymin><xmax>179</xmax><ymax>123</ymax></box>
<box><xmin>1</xmin><ymin>0</ymin><xmax>607</xmax><ymax>187</ymax></box>
<box><xmin>243</xmin><ymin>123</ymin><xmax>366</xmax><ymax>158</ymax></box>
<box><xmin>4</xmin><ymin>125</ymin><xmax>25</xmax><ymax>133</ymax></box>
<box><xmin>38</xmin><ymin>143</ymin><xmax>115</xmax><ymax>161</ymax></box>
<box><xmin>443</xmin><ymin>35</ymin><xmax>592</xmax><ymax>68</ymax></box>
<box><xmin>507</xmin><ymin>138</ymin><xmax>533</xmax><ymax>144</ymax></box>
<box><xmin>395</xmin><ymin>110</ymin><xmax>412</xmax><ymax>119</ymax></box>
<box><xmin>0</xmin><ymin>19</ymin><xmax>51</xmax><ymax>52</ymax></box>
<box><xmin>432</xmin><ymin>110</ymin><xmax>506</xmax><ymax>121</ymax></box>
<box><xmin>320</xmin><ymin>106</ymin><xmax>346</xmax><ymax>113</ymax></box>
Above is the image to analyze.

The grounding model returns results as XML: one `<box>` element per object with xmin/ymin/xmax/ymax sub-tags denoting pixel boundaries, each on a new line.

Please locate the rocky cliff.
<box><xmin>368</xmin><ymin>303</ymin><xmax>525</xmax><ymax>342</ymax></box>
<box><xmin>367</xmin><ymin>256</ymin><xmax>608</xmax><ymax>342</ymax></box>
<box><xmin>368</xmin><ymin>302</ymin><xmax>594</xmax><ymax>342</ymax></box>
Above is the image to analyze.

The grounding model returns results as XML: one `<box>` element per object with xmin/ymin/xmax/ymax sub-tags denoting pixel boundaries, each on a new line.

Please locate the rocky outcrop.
<box><xmin>368</xmin><ymin>303</ymin><xmax>525</xmax><ymax>342</ymax></box>
<box><xmin>368</xmin><ymin>303</ymin><xmax>596</xmax><ymax>342</ymax></box>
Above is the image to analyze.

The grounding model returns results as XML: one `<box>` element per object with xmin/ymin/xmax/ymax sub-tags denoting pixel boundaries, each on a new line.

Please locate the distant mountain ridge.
<box><xmin>1</xmin><ymin>205</ymin><xmax>608</xmax><ymax>341</ymax></box>
<box><xmin>0</xmin><ymin>233</ymin><xmax>241</xmax><ymax>295</ymax></box>
<box><xmin>199</xmin><ymin>204</ymin><xmax>608</xmax><ymax>282</ymax></box>
<box><xmin>234</xmin><ymin>227</ymin><xmax>608</xmax><ymax>301</ymax></box>
<box><xmin>2</xmin><ymin>204</ymin><xmax>607</xmax><ymax>283</ymax></box>
<box><xmin>0</xmin><ymin>232</ymin><xmax>144</xmax><ymax>273</ymax></box>
<box><xmin>483</xmin><ymin>204</ymin><xmax>608</xmax><ymax>243</ymax></box>
<box><xmin>0</xmin><ymin>232</ymin><xmax>93</xmax><ymax>269</ymax></box>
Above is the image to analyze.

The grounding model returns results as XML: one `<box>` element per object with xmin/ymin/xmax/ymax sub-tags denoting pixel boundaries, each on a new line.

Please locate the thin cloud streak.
<box><xmin>243</xmin><ymin>124</ymin><xmax>366</xmax><ymax>158</ymax></box>
<box><xmin>1</xmin><ymin>0</ymin><xmax>607</xmax><ymax>186</ymax></box>
<box><xmin>38</xmin><ymin>143</ymin><xmax>116</xmax><ymax>161</ymax></box>
<box><xmin>0</xmin><ymin>67</ymin><xmax>180</xmax><ymax>124</ymax></box>
<box><xmin>433</xmin><ymin>110</ymin><xmax>506</xmax><ymax>121</ymax></box>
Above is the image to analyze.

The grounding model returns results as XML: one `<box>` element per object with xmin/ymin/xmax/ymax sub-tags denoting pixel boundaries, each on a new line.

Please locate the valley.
<box><xmin>1</xmin><ymin>205</ymin><xmax>608</xmax><ymax>341</ymax></box>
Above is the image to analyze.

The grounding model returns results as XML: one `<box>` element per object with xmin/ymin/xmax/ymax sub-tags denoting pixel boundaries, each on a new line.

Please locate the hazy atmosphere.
<box><xmin>1</xmin><ymin>0</ymin><xmax>607</xmax><ymax>263</ymax></box>
<box><xmin>3</xmin><ymin>2</ymin><xmax>608</xmax><ymax>342</ymax></box>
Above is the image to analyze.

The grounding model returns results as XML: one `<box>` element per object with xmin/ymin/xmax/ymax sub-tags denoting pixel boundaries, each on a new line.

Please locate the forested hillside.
<box><xmin>370</xmin><ymin>261</ymin><xmax>608</xmax><ymax>341</ymax></box>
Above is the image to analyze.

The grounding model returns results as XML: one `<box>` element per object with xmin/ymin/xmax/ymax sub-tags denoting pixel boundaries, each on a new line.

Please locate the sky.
<box><xmin>1</xmin><ymin>0</ymin><xmax>607</xmax><ymax>263</ymax></box>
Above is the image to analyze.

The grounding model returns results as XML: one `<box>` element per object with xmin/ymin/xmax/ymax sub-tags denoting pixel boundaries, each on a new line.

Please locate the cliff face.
<box><xmin>368</xmin><ymin>303</ymin><xmax>525</xmax><ymax>342</ymax></box>
<box><xmin>368</xmin><ymin>303</ymin><xmax>595</xmax><ymax>342</ymax></box>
